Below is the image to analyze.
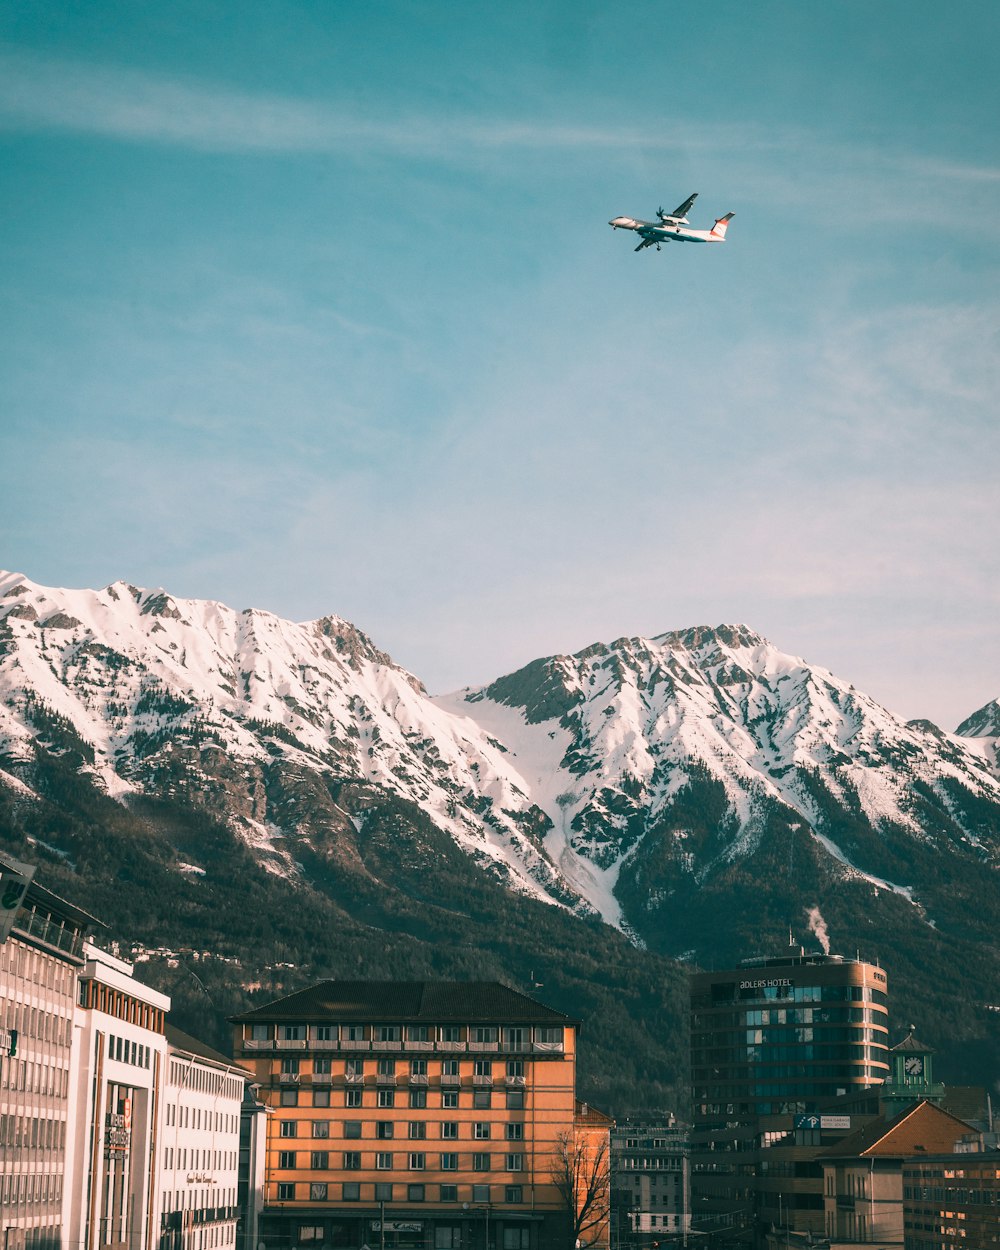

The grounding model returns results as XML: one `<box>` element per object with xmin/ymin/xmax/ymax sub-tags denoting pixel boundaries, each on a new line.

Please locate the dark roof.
<box><xmin>891</xmin><ymin>1029</ymin><xmax>935</xmax><ymax>1054</ymax></box>
<box><xmin>230</xmin><ymin>980</ymin><xmax>576</xmax><ymax>1026</ymax></box>
<box><xmin>165</xmin><ymin>1022</ymin><xmax>252</xmax><ymax>1074</ymax></box>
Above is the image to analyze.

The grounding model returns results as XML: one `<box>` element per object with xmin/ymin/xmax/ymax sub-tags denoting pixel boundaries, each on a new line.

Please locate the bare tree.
<box><xmin>549</xmin><ymin>1128</ymin><xmax>612</xmax><ymax>1248</ymax></box>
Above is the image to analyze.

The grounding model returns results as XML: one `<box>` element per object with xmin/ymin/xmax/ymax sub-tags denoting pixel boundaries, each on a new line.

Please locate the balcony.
<box><xmin>505</xmin><ymin>1075</ymin><xmax>526</xmax><ymax>1087</ymax></box>
<box><xmin>340</xmin><ymin>1039</ymin><xmax>370</xmax><ymax>1051</ymax></box>
<box><xmin>278</xmin><ymin>1073</ymin><xmax>300</xmax><ymax>1084</ymax></box>
<box><xmin>436</xmin><ymin>1041</ymin><xmax>465</xmax><ymax>1052</ymax></box>
<box><xmin>376</xmin><ymin>1074</ymin><xmax>398</xmax><ymax>1086</ymax></box>
<box><xmin>468</xmin><ymin>1042</ymin><xmax>499</xmax><ymax>1053</ymax></box>
<box><xmin>310</xmin><ymin>1073</ymin><xmax>333</xmax><ymax>1084</ymax></box>
<box><xmin>275</xmin><ymin>1039</ymin><xmax>307</xmax><ymax>1051</ymax></box>
<box><xmin>408</xmin><ymin>1073</ymin><xmax>429</xmax><ymax>1086</ymax></box>
<box><xmin>531</xmin><ymin>1041</ymin><xmax>564</xmax><ymax>1053</ymax></box>
<box><xmin>440</xmin><ymin>1073</ymin><xmax>461</xmax><ymax>1086</ymax></box>
<box><xmin>372</xmin><ymin>1041</ymin><xmax>402</xmax><ymax>1052</ymax></box>
<box><xmin>404</xmin><ymin>1040</ymin><xmax>431</xmax><ymax>1050</ymax></box>
<box><xmin>241</xmin><ymin>1038</ymin><xmax>274</xmax><ymax>1050</ymax></box>
<box><xmin>344</xmin><ymin>1072</ymin><xmax>365</xmax><ymax>1085</ymax></box>
<box><xmin>310</xmin><ymin>1038</ymin><xmax>339</xmax><ymax>1050</ymax></box>
<box><xmin>473</xmin><ymin>1075</ymin><xmax>494</xmax><ymax>1087</ymax></box>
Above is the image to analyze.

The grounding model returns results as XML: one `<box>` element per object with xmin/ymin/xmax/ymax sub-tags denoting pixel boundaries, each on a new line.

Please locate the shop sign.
<box><xmin>821</xmin><ymin>1115</ymin><xmax>851</xmax><ymax>1129</ymax></box>
<box><xmin>371</xmin><ymin>1223</ymin><xmax>423</xmax><ymax>1233</ymax></box>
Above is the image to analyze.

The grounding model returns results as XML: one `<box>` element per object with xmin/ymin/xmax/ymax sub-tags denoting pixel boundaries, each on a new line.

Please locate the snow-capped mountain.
<box><xmin>2</xmin><ymin>572</ymin><xmax>998</xmax><ymax>956</ymax></box>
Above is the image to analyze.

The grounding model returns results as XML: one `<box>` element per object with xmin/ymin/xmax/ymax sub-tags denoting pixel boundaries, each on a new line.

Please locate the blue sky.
<box><xmin>2</xmin><ymin>1</ymin><xmax>997</xmax><ymax>728</ymax></box>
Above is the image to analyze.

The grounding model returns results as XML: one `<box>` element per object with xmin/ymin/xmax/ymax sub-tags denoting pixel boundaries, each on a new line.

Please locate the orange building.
<box><xmin>232</xmin><ymin>980</ymin><xmax>607</xmax><ymax>1250</ymax></box>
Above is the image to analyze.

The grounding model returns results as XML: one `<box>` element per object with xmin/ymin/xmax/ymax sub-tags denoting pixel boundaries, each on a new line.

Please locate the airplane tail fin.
<box><xmin>710</xmin><ymin>212</ymin><xmax>734</xmax><ymax>240</ymax></box>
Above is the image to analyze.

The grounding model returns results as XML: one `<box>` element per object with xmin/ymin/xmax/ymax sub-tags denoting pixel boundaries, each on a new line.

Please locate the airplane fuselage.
<box><xmin>609</xmin><ymin>216</ymin><xmax>726</xmax><ymax>245</ymax></box>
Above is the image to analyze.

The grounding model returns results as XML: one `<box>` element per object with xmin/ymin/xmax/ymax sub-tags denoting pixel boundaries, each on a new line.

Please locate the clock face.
<box><xmin>904</xmin><ymin>1056</ymin><xmax>924</xmax><ymax>1077</ymax></box>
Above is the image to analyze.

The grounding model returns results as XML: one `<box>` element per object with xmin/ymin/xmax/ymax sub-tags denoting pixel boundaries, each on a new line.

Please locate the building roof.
<box><xmin>576</xmin><ymin>1099</ymin><xmax>615</xmax><ymax>1127</ymax></box>
<box><xmin>820</xmin><ymin>1099</ymin><xmax>975</xmax><ymax>1161</ymax></box>
<box><xmin>165</xmin><ymin>1022</ymin><xmax>253</xmax><ymax>1074</ymax></box>
<box><xmin>230</xmin><ymin>980</ymin><xmax>576</xmax><ymax>1026</ymax></box>
<box><xmin>891</xmin><ymin>1028</ymin><xmax>935</xmax><ymax>1054</ymax></box>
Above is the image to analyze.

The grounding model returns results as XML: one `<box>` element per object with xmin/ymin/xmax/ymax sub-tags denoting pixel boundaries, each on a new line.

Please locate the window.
<box><xmin>475</xmin><ymin>1123</ymin><xmax>491</xmax><ymax>1139</ymax></box>
<box><xmin>312</xmin><ymin>1122</ymin><xmax>330</xmax><ymax>1139</ymax></box>
<box><xmin>441</xmin><ymin>1092</ymin><xmax>458</xmax><ymax>1109</ymax></box>
<box><xmin>377</xmin><ymin>1121</ymin><xmax>395</xmax><ymax>1139</ymax></box>
<box><xmin>344</xmin><ymin>1121</ymin><xmax>362</xmax><ymax>1139</ymax></box>
<box><xmin>313</xmin><ymin>1088</ymin><xmax>331</xmax><ymax>1108</ymax></box>
<box><xmin>506</xmin><ymin>1060</ymin><xmax>524</xmax><ymax>1078</ymax></box>
<box><xmin>378</xmin><ymin>1090</ymin><xmax>395</xmax><ymax>1108</ymax></box>
<box><xmin>409</xmin><ymin>1122</ymin><xmax>427</xmax><ymax>1139</ymax></box>
<box><xmin>375</xmin><ymin>1182</ymin><xmax>393</xmax><ymax>1201</ymax></box>
<box><xmin>281</xmin><ymin>1057</ymin><xmax>300</xmax><ymax>1074</ymax></box>
<box><xmin>473</xmin><ymin>1184</ymin><xmax>490</xmax><ymax>1203</ymax></box>
<box><xmin>441</xmin><ymin>1153</ymin><xmax>458</xmax><ymax>1171</ymax></box>
<box><xmin>440</xmin><ymin>1184</ymin><xmax>458</xmax><ymax>1202</ymax></box>
<box><xmin>408</xmin><ymin>1184</ymin><xmax>425</xmax><ymax>1202</ymax></box>
<box><xmin>473</xmin><ymin>1027</ymin><xmax>497</xmax><ymax>1044</ymax></box>
<box><xmin>407</xmin><ymin>1026</ymin><xmax>430</xmax><ymax>1042</ymax></box>
<box><xmin>280</xmin><ymin>1025</ymin><xmax>305</xmax><ymax>1041</ymax></box>
<box><xmin>279</xmin><ymin>1121</ymin><xmax>297</xmax><ymax>1139</ymax></box>
<box><xmin>377</xmin><ymin>1058</ymin><xmax>397</xmax><ymax>1076</ymax></box>
<box><xmin>343</xmin><ymin>1152</ymin><xmax>362</xmax><ymax>1170</ymax></box>
<box><xmin>410</xmin><ymin>1089</ymin><xmax>427</xmax><ymax>1108</ymax></box>
<box><xmin>473</xmin><ymin>1090</ymin><xmax>492</xmax><ymax>1109</ymax></box>
<box><xmin>278</xmin><ymin>1151</ymin><xmax>296</xmax><ymax>1169</ymax></box>
<box><xmin>311</xmin><ymin>1151</ymin><xmax>329</xmax><ymax>1169</ymax></box>
<box><xmin>441</xmin><ymin>1122</ymin><xmax>459</xmax><ymax>1139</ymax></box>
<box><xmin>250</xmin><ymin>1023</ymin><xmax>269</xmax><ymax>1041</ymax></box>
<box><xmin>441</xmin><ymin>1059</ymin><xmax>459</xmax><ymax>1077</ymax></box>
<box><xmin>280</xmin><ymin>1089</ymin><xmax>299</xmax><ymax>1106</ymax></box>
<box><xmin>505</xmin><ymin>1124</ymin><xmax>523</xmax><ymax>1140</ymax></box>
<box><xmin>377</xmin><ymin>1152</ymin><xmax>394</xmax><ymax>1170</ymax></box>
<box><xmin>473</xmin><ymin>1153</ymin><xmax>491</xmax><ymax>1171</ymax></box>
<box><xmin>503</xmin><ymin>1227</ymin><xmax>529</xmax><ymax>1248</ymax></box>
<box><xmin>409</xmin><ymin>1153</ymin><xmax>426</xmax><ymax>1170</ymax></box>
<box><xmin>313</xmin><ymin>1057</ymin><xmax>332</xmax><ymax>1074</ymax></box>
<box><xmin>504</xmin><ymin>1187</ymin><xmax>524</xmax><ymax>1207</ymax></box>
<box><xmin>505</xmin><ymin>1154</ymin><xmax>523</xmax><ymax>1171</ymax></box>
<box><xmin>503</xmin><ymin>1028</ymin><xmax>526</xmax><ymax>1050</ymax></box>
<box><xmin>474</xmin><ymin>1059</ymin><xmax>493</xmax><ymax>1078</ymax></box>
<box><xmin>534</xmin><ymin>1027</ymin><xmax>562</xmax><ymax>1045</ymax></box>
<box><xmin>378</xmin><ymin>1026</ymin><xmax>401</xmax><ymax>1043</ymax></box>
<box><xmin>506</xmin><ymin>1090</ymin><xmax>524</xmax><ymax>1110</ymax></box>
<box><xmin>436</xmin><ymin>1228</ymin><xmax>462</xmax><ymax>1249</ymax></box>
<box><xmin>411</xmin><ymin>1058</ymin><xmax>428</xmax><ymax>1075</ymax></box>
<box><xmin>346</xmin><ymin>1058</ymin><xmax>365</xmax><ymax>1077</ymax></box>
<box><xmin>343</xmin><ymin>1182</ymin><xmax>360</xmax><ymax>1201</ymax></box>
<box><xmin>299</xmin><ymin>1228</ymin><xmax>325</xmax><ymax>1243</ymax></box>
<box><xmin>345</xmin><ymin>1089</ymin><xmax>362</xmax><ymax>1108</ymax></box>
<box><xmin>439</xmin><ymin>1026</ymin><xmax>462</xmax><ymax>1044</ymax></box>
<box><xmin>310</xmin><ymin>1182</ymin><xmax>328</xmax><ymax>1201</ymax></box>
<box><xmin>277</xmin><ymin>1182</ymin><xmax>295</xmax><ymax>1200</ymax></box>
<box><xmin>313</xmin><ymin>1025</ymin><xmax>335</xmax><ymax>1042</ymax></box>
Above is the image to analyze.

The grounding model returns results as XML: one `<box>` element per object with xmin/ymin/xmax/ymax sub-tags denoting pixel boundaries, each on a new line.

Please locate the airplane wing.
<box><xmin>668</xmin><ymin>193</ymin><xmax>698</xmax><ymax>219</ymax></box>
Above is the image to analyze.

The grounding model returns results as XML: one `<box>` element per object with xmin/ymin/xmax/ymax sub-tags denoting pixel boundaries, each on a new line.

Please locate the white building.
<box><xmin>155</xmin><ymin>1023</ymin><xmax>249</xmax><ymax>1250</ymax></box>
<box><xmin>612</xmin><ymin>1119</ymin><xmax>691</xmax><ymax>1243</ymax></box>
<box><xmin>64</xmin><ymin>940</ymin><xmax>171</xmax><ymax>1250</ymax></box>
<box><xmin>0</xmin><ymin>861</ymin><xmax>97</xmax><ymax>1250</ymax></box>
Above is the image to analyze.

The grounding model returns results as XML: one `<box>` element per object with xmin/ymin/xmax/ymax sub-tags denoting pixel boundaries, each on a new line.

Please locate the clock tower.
<box><xmin>881</xmin><ymin>1027</ymin><xmax>944</xmax><ymax>1115</ymax></box>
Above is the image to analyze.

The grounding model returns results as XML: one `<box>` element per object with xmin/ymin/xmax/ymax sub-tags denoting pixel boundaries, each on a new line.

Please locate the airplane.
<box><xmin>609</xmin><ymin>193</ymin><xmax>734</xmax><ymax>252</ymax></box>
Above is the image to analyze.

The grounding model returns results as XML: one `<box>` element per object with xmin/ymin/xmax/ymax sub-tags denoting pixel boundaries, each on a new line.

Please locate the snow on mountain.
<box><xmin>955</xmin><ymin>698</ymin><xmax>1000</xmax><ymax>773</ymax></box>
<box><xmin>2</xmin><ymin>573</ymin><xmax>999</xmax><ymax>937</ymax></box>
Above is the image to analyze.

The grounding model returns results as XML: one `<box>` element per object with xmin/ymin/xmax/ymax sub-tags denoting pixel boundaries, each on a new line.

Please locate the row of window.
<box><xmin>1</xmin><ymin>930</ymin><xmax>80</xmax><ymax>989</ymax></box>
<box><xmin>164</xmin><ymin>1103</ymin><xmax>239</xmax><ymax>1134</ymax></box>
<box><xmin>0</xmin><ymin>1169</ymin><xmax>63</xmax><ymax>1207</ymax></box>
<box><xmin>163</xmin><ymin>1146</ymin><xmax>238</xmax><ymax>1172</ymax></box>
<box><xmin>297</xmin><ymin>1226</ymin><xmax>530</xmax><ymax>1250</ymax></box>
<box><xmin>281</xmin><ymin>1150</ymin><xmax>526</xmax><ymax>1172</ymax></box>
<box><xmin>0</xmin><ymin>1055</ymin><xmax>69</xmax><ymax>1098</ymax></box>
<box><xmin>278</xmin><ymin>1119</ymin><xmax>526</xmax><ymax>1142</ymax></box>
<box><xmin>276</xmin><ymin>1181</ymin><xmax>527</xmax><ymax>1205</ymax></box>
<box><xmin>278</xmin><ymin>1087</ymin><xmax>525</xmax><ymax>1110</ymax></box>
<box><xmin>167</xmin><ymin>1060</ymin><xmax>244</xmax><ymax>1101</ymax></box>
<box><xmin>252</xmin><ymin>1024</ymin><xmax>563</xmax><ymax>1044</ymax></box>
<box><xmin>0</xmin><ymin>1112</ymin><xmax>67</xmax><ymax>1151</ymax></box>
<box><xmin>107</xmin><ymin>1032</ymin><xmax>152</xmax><ymax>1068</ymax></box>
<box><xmin>0</xmin><ymin>993</ymin><xmax>73</xmax><ymax>1048</ymax></box>
<box><xmin>281</xmin><ymin>1057</ymin><xmax>526</xmax><ymax>1077</ymax></box>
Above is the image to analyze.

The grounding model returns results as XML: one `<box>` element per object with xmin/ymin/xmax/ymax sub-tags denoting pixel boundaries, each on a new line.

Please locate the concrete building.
<box><xmin>611</xmin><ymin>1118</ymin><xmax>689</xmax><ymax>1245</ymax></box>
<box><xmin>65</xmin><ymin>940</ymin><xmax>171</xmax><ymax>1250</ymax></box>
<box><xmin>690</xmin><ymin>949</ymin><xmax>890</xmax><ymax>1245</ymax></box>
<box><xmin>0</xmin><ymin>857</ymin><xmax>98</xmax><ymax>1250</ymax></box>
<box><xmin>902</xmin><ymin>1148</ymin><xmax>1000</xmax><ymax>1249</ymax></box>
<box><xmin>231</xmin><ymin>980</ymin><xmax>609</xmax><ymax>1250</ymax></box>
<box><xmin>156</xmin><ymin>1024</ymin><xmax>249</xmax><ymax>1250</ymax></box>
<box><xmin>819</xmin><ymin>1100</ymin><xmax>977</xmax><ymax>1249</ymax></box>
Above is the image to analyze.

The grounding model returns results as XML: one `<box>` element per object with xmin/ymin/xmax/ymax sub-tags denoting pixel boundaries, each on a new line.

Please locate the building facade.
<box><xmin>611</xmin><ymin>1118</ymin><xmax>689</xmax><ymax>1244</ymax></box>
<box><xmin>64</xmin><ymin>940</ymin><xmax>172</xmax><ymax>1250</ymax></box>
<box><xmin>0</xmin><ymin>859</ymin><xmax>97</xmax><ymax>1250</ymax></box>
<box><xmin>690</xmin><ymin>949</ymin><xmax>890</xmax><ymax>1245</ymax></box>
<box><xmin>902</xmin><ymin>1150</ymin><xmax>1000</xmax><ymax>1249</ymax></box>
<box><xmin>231</xmin><ymin>980</ymin><xmax>605</xmax><ymax>1250</ymax></box>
